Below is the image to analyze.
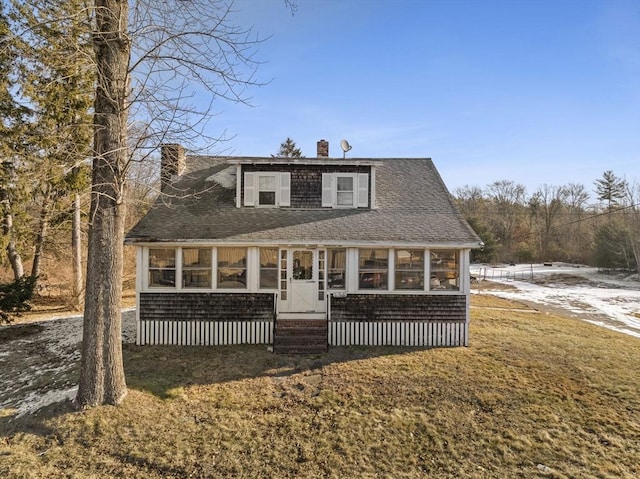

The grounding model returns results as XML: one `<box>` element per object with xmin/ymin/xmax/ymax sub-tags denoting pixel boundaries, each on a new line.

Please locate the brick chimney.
<box><xmin>160</xmin><ymin>144</ymin><xmax>186</xmax><ymax>191</ymax></box>
<box><xmin>317</xmin><ymin>139</ymin><xmax>329</xmax><ymax>158</ymax></box>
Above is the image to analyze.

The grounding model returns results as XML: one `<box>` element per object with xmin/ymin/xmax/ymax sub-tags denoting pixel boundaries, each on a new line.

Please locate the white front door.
<box><xmin>279</xmin><ymin>248</ymin><xmax>326</xmax><ymax>314</ymax></box>
<box><xmin>290</xmin><ymin>249</ymin><xmax>316</xmax><ymax>312</ymax></box>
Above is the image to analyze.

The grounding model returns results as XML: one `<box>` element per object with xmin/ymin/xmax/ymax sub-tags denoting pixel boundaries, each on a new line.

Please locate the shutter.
<box><xmin>322</xmin><ymin>173</ymin><xmax>333</xmax><ymax>207</ymax></box>
<box><xmin>279</xmin><ymin>172</ymin><xmax>291</xmax><ymax>207</ymax></box>
<box><xmin>244</xmin><ymin>172</ymin><xmax>255</xmax><ymax>206</ymax></box>
<box><xmin>357</xmin><ymin>173</ymin><xmax>369</xmax><ymax>208</ymax></box>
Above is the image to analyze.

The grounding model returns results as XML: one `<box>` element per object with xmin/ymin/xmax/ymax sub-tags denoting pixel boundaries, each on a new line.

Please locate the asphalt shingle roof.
<box><xmin>125</xmin><ymin>156</ymin><xmax>482</xmax><ymax>247</ymax></box>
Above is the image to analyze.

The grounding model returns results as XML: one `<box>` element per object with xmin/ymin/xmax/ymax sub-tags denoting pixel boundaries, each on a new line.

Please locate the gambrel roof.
<box><xmin>125</xmin><ymin>156</ymin><xmax>482</xmax><ymax>247</ymax></box>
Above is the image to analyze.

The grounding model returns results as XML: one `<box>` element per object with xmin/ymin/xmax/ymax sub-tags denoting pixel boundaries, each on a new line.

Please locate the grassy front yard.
<box><xmin>1</xmin><ymin>294</ymin><xmax>639</xmax><ymax>478</ymax></box>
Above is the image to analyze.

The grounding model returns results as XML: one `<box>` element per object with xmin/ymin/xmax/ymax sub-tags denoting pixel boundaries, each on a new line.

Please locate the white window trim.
<box><xmin>146</xmin><ymin>247</ymin><xmax>178</xmax><ymax>290</ymax></box>
<box><xmin>335</xmin><ymin>173</ymin><xmax>356</xmax><ymax>208</ymax></box>
<box><xmin>393</xmin><ymin>248</ymin><xmax>427</xmax><ymax>292</ymax></box>
<box><xmin>140</xmin><ymin>246</ymin><xmax>469</xmax><ymax>295</ymax></box>
<box><xmin>216</xmin><ymin>246</ymin><xmax>249</xmax><ymax>291</ymax></box>
<box><xmin>257</xmin><ymin>246</ymin><xmax>279</xmax><ymax>291</ymax></box>
<box><xmin>244</xmin><ymin>172</ymin><xmax>291</xmax><ymax>207</ymax></box>
<box><xmin>357</xmin><ymin>248</ymin><xmax>390</xmax><ymax>291</ymax></box>
<box><xmin>428</xmin><ymin>249</ymin><xmax>461</xmax><ymax>292</ymax></box>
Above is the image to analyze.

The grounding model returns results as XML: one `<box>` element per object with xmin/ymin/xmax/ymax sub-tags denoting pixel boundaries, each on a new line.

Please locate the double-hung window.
<box><xmin>217</xmin><ymin>247</ymin><xmax>247</xmax><ymax>289</ymax></box>
<box><xmin>148</xmin><ymin>248</ymin><xmax>176</xmax><ymax>287</ymax></box>
<box><xmin>182</xmin><ymin>248</ymin><xmax>212</xmax><ymax>288</ymax></box>
<box><xmin>327</xmin><ymin>249</ymin><xmax>346</xmax><ymax>289</ymax></box>
<box><xmin>244</xmin><ymin>172</ymin><xmax>290</xmax><ymax>207</ymax></box>
<box><xmin>430</xmin><ymin>250</ymin><xmax>459</xmax><ymax>291</ymax></box>
<box><xmin>336</xmin><ymin>176</ymin><xmax>354</xmax><ymax>206</ymax></box>
<box><xmin>322</xmin><ymin>173</ymin><xmax>369</xmax><ymax>208</ymax></box>
<box><xmin>259</xmin><ymin>248</ymin><xmax>278</xmax><ymax>289</ymax></box>
<box><xmin>358</xmin><ymin>248</ymin><xmax>388</xmax><ymax>290</ymax></box>
<box><xmin>258</xmin><ymin>176</ymin><xmax>277</xmax><ymax>206</ymax></box>
<box><xmin>395</xmin><ymin>249</ymin><xmax>424</xmax><ymax>290</ymax></box>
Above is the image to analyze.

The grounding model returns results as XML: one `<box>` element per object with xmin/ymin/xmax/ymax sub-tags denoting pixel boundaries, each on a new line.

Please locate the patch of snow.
<box><xmin>472</xmin><ymin>264</ymin><xmax>640</xmax><ymax>339</ymax></box>
<box><xmin>0</xmin><ymin>307</ymin><xmax>137</xmax><ymax>418</ymax></box>
<box><xmin>15</xmin><ymin>386</ymin><xmax>78</xmax><ymax>418</ymax></box>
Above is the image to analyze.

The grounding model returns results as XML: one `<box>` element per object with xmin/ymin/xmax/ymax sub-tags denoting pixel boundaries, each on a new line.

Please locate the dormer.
<box><xmin>230</xmin><ymin>140</ymin><xmax>378</xmax><ymax>210</ymax></box>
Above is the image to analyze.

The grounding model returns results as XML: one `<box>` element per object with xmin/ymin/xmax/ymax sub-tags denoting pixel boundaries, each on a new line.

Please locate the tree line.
<box><xmin>454</xmin><ymin>171</ymin><xmax>640</xmax><ymax>273</ymax></box>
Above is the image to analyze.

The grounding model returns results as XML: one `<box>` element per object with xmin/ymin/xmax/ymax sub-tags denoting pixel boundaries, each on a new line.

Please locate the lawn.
<box><xmin>1</xmin><ymin>294</ymin><xmax>639</xmax><ymax>478</ymax></box>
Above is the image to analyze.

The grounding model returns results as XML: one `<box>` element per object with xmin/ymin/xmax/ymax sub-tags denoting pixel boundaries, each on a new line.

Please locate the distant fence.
<box><xmin>471</xmin><ymin>267</ymin><xmax>534</xmax><ymax>282</ymax></box>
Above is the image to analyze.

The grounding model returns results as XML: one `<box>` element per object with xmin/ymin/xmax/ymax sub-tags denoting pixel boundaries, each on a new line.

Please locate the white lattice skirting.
<box><xmin>329</xmin><ymin>321</ymin><xmax>468</xmax><ymax>347</ymax></box>
<box><xmin>136</xmin><ymin>320</ymin><xmax>468</xmax><ymax>347</ymax></box>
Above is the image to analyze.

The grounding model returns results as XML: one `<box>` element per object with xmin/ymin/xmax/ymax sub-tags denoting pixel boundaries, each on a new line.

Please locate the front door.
<box><xmin>290</xmin><ymin>249</ymin><xmax>316</xmax><ymax>311</ymax></box>
<box><xmin>279</xmin><ymin>248</ymin><xmax>325</xmax><ymax>313</ymax></box>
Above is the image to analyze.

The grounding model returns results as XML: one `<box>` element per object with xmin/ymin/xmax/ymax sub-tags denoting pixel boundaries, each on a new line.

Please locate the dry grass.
<box><xmin>1</xmin><ymin>295</ymin><xmax>639</xmax><ymax>478</ymax></box>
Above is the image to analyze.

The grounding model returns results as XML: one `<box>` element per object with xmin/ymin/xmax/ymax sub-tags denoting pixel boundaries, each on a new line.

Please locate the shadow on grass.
<box><xmin>0</xmin><ymin>342</ymin><xmax>430</xmax><ymax>438</ymax></box>
<box><xmin>123</xmin><ymin>342</ymin><xmax>428</xmax><ymax>399</ymax></box>
<box><xmin>0</xmin><ymin>396</ymin><xmax>76</xmax><ymax>438</ymax></box>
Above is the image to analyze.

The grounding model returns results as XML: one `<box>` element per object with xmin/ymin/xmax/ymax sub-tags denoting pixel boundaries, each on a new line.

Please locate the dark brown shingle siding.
<box><xmin>139</xmin><ymin>292</ymin><xmax>274</xmax><ymax>322</ymax></box>
<box><xmin>330</xmin><ymin>294</ymin><xmax>466</xmax><ymax>322</ymax></box>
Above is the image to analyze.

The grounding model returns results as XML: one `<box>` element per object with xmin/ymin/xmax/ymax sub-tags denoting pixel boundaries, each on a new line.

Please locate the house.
<box><xmin>125</xmin><ymin>140</ymin><xmax>483</xmax><ymax>353</ymax></box>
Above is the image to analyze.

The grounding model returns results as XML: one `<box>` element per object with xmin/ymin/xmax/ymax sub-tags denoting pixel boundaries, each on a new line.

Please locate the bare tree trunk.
<box><xmin>2</xmin><ymin>210</ymin><xmax>24</xmax><ymax>281</ymax></box>
<box><xmin>0</xmin><ymin>166</ymin><xmax>25</xmax><ymax>281</ymax></box>
<box><xmin>72</xmin><ymin>192</ymin><xmax>83</xmax><ymax>309</ymax></box>
<box><xmin>76</xmin><ymin>0</ymin><xmax>129</xmax><ymax>408</ymax></box>
<box><xmin>30</xmin><ymin>193</ymin><xmax>51</xmax><ymax>282</ymax></box>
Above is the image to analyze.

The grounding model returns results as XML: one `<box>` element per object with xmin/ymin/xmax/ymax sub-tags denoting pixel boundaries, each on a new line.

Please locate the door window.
<box><xmin>292</xmin><ymin>250</ymin><xmax>313</xmax><ymax>280</ymax></box>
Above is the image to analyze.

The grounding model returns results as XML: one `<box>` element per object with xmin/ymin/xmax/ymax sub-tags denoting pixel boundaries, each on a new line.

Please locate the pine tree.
<box><xmin>0</xmin><ymin>2</ymin><xmax>27</xmax><ymax>280</ymax></box>
<box><xmin>594</xmin><ymin>170</ymin><xmax>627</xmax><ymax>210</ymax></box>
<box><xmin>11</xmin><ymin>0</ymin><xmax>93</xmax><ymax>283</ymax></box>
<box><xmin>273</xmin><ymin>137</ymin><xmax>305</xmax><ymax>158</ymax></box>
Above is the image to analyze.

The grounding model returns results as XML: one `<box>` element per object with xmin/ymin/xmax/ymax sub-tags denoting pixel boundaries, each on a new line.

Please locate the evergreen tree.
<box><xmin>0</xmin><ymin>2</ymin><xmax>27</xmax><ymax>280</ymax></box>
<box><xmin>595</xmin><ymin>170</ymin><xmax>626</xmax><ymax>210</ymax></box>
<box><xmin>273</xmin><ymin>137</ymin><xmax>304</xmax><ymax>158</ymax></box>
<box><xmin>9</xmin><ymin>0</ymin><xmax>93</xmax><ymax>284</ymax></box>
<box><xmin>593</xmin><ymin>222</ymin><xmax>634</xmax><ymax>270</ymax></box>
<box><xmin>466</xmin><ymin>217</ymin><xmax>498</xmax><ymax>263</ymax></box>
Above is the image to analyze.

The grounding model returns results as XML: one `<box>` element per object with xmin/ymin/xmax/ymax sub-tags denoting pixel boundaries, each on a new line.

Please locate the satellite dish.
<box><xmin>340</xmin><ymin>139</ymin><xmax>352</xmax><ymax>158</ymax></box>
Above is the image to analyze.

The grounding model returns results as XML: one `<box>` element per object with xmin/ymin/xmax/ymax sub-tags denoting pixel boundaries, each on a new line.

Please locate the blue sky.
<box><xmin>201</xmin><ymin>0</ymin><xmax>639</xmax><ymax>196</ymax></box>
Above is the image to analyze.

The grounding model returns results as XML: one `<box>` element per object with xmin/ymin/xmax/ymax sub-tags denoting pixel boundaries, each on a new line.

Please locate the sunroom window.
<box><xmin>395</xmin><ymin>249</ymin><xmax>424</xmax><ymax>290</ymax></box>
<box><xmin>359</xmin><ymin>248</ymin><xmax>388</xmax><ymax>290</ymax></box>
<box><xmin>217</xmin><ymin>247</ymin><xmax>247</xmax><ymax>289</ymax></box>
<box><xmin>148</xmin><ymin>248</ymin><xmax>176</xmax><ymax>287</ymax></box>
<box><xmin>430</xmin><ymin>250</ymin><xmax>459</xmax><ymax>291</ymax></box>
<box><xmin>259</xmin><ymin>248</ymin><xmax>278</xmax><ymax>289</ymax></box>
<box><xmin>182</xmin><ymin>248</ymin><xmax>211</xmax><ymax>288</ymax></box>
<box><xmin>327</xmin><ymin>249</ymin><xmax>346</xmax><ymax>289</ymax></box>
